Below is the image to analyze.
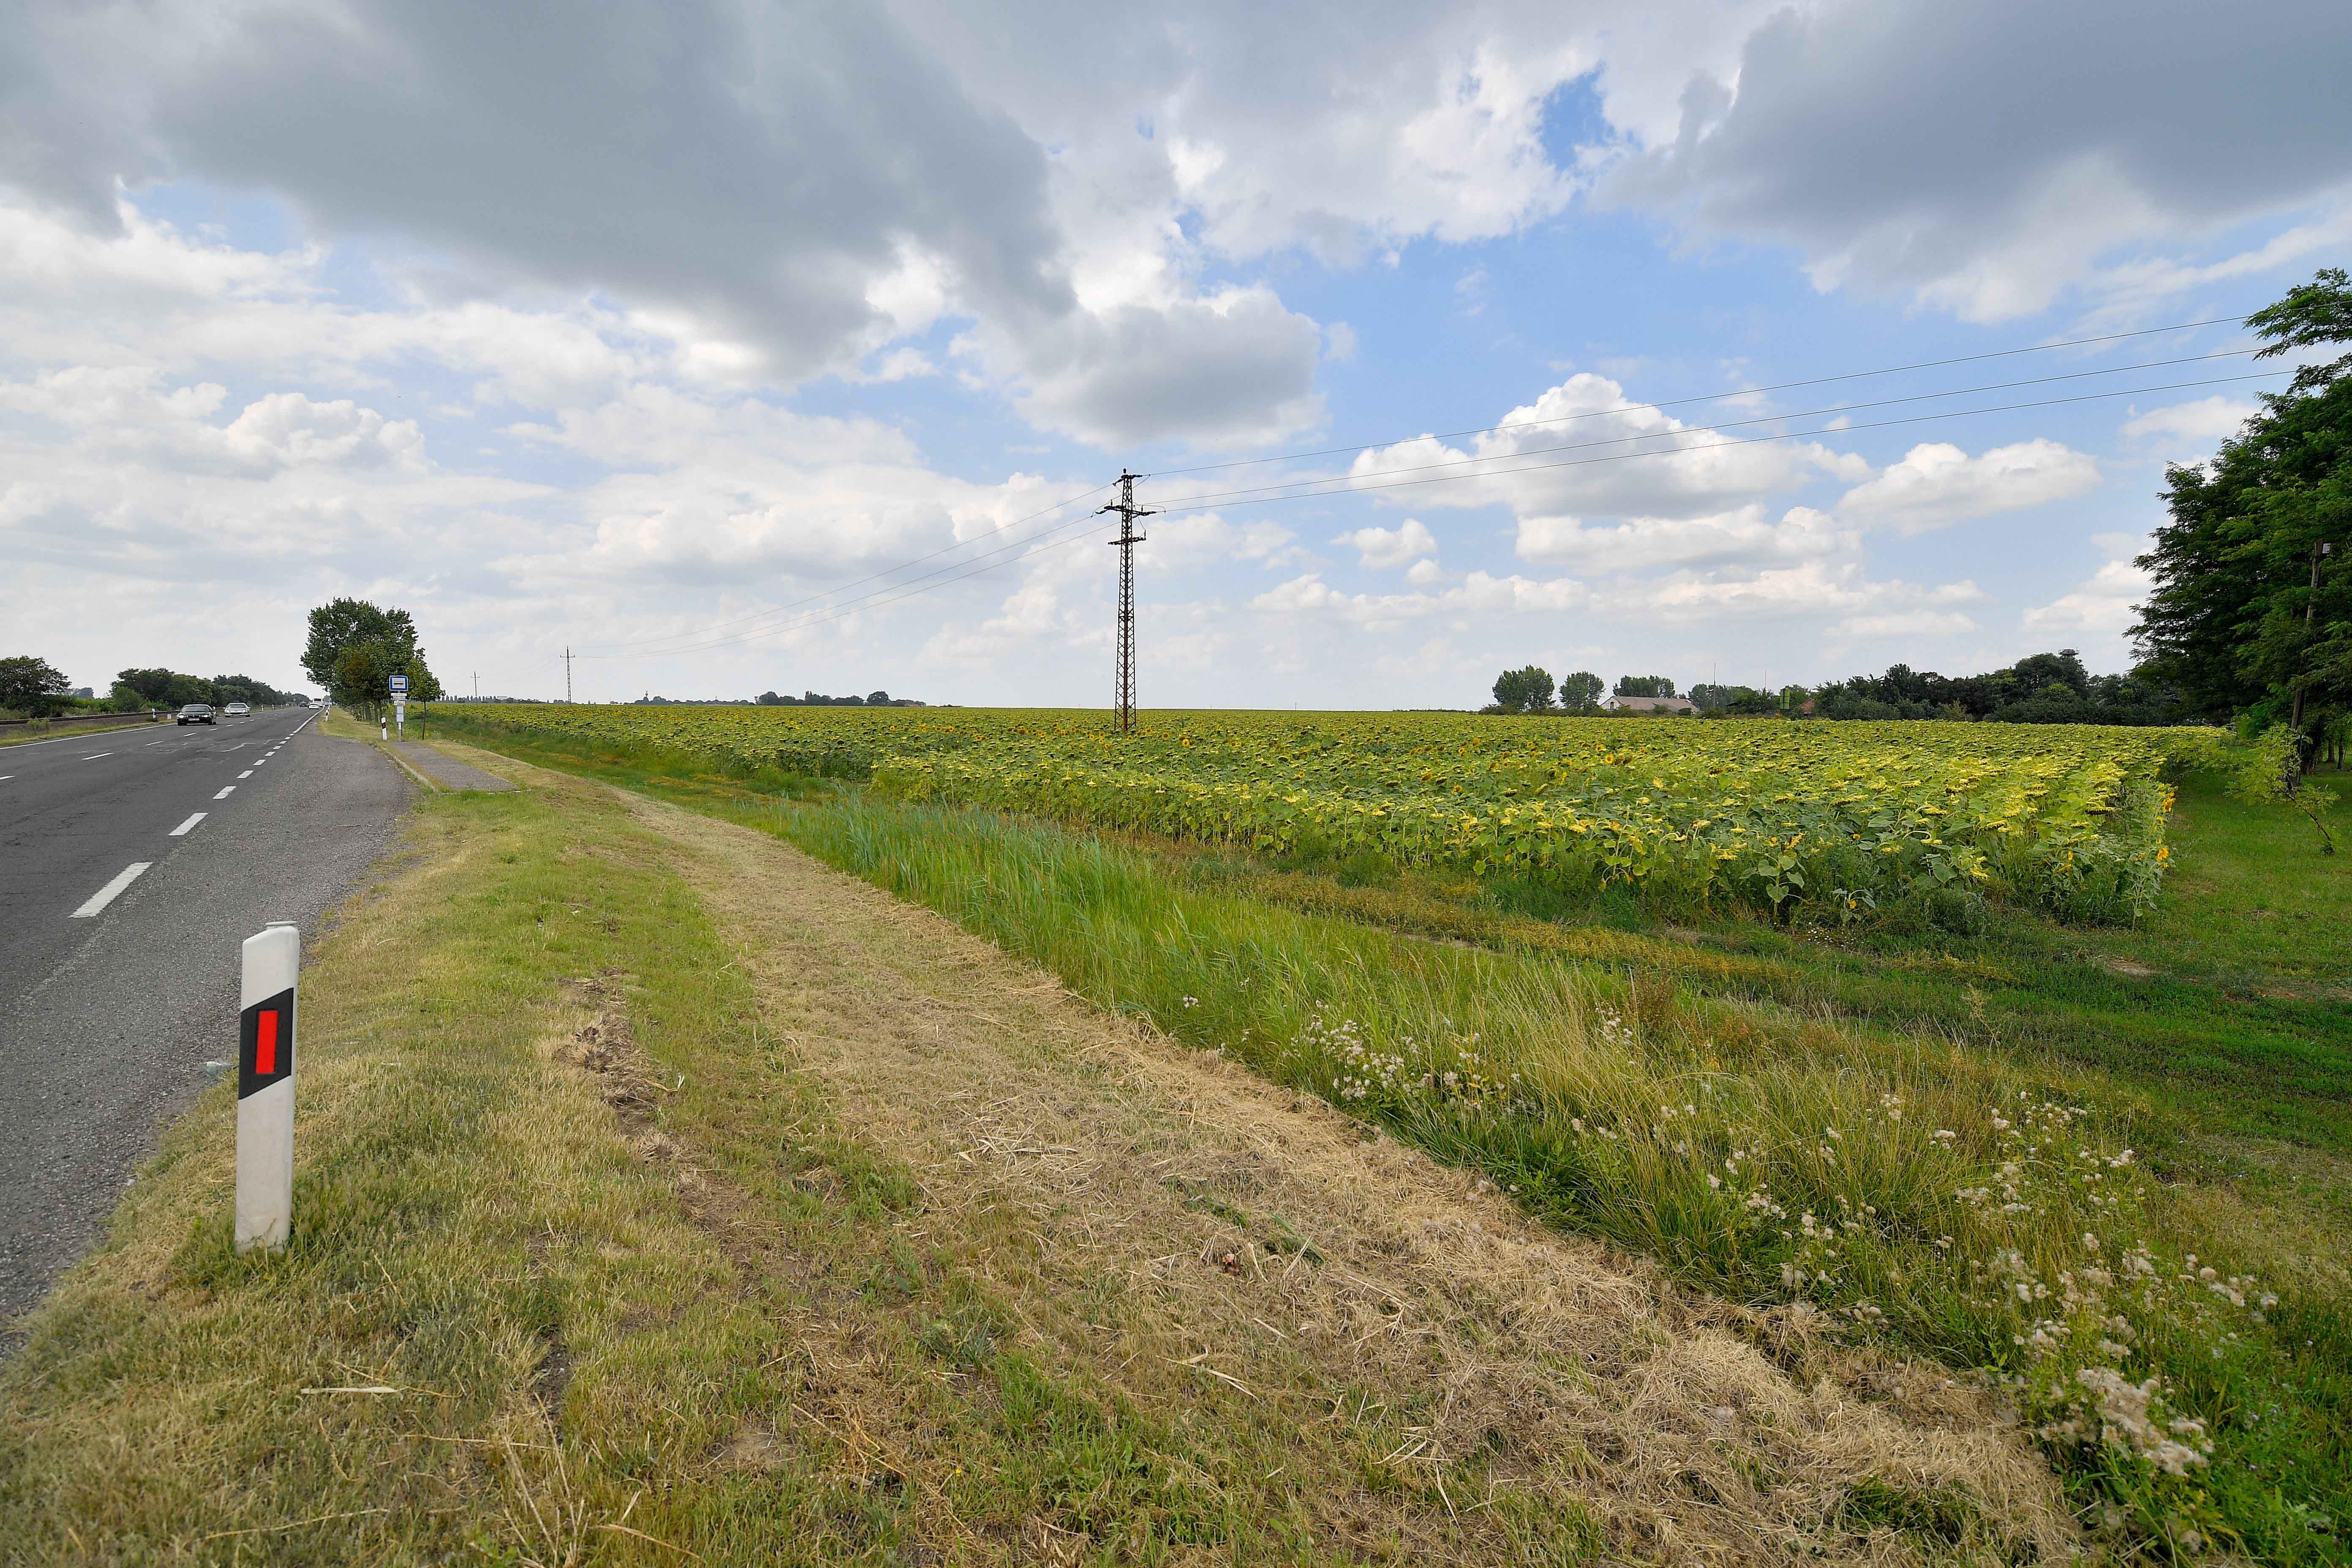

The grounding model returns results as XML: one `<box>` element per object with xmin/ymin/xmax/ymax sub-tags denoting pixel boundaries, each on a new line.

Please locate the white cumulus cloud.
<box><xmin>1515</xmin><ymin>504</ymin><xmax>1852</xmax><ymax>572</ymax></box>
<box><xmin>1835</xmin><ymin>439</ymin><xmax>2098</xmax><ymax>535</ymax></box>
<box><xmin>2023</xmin><ymin>534</ymin><xmax>2152</xmax><ymax>638</ymax></box>
<box><xmin>2121</xmin><ymin>396</ymin><xmax>2258</xmax><ymax>443</ymax></box>
<box><xmin>1334</xmin><ymin>517</ymin><xmax>1437</xmax><ymax>569</ymax></box>
<box><xmin>1354</xmin><ymin>371</ymin><xmax>1867</xmax><ymax>530</ymax></box>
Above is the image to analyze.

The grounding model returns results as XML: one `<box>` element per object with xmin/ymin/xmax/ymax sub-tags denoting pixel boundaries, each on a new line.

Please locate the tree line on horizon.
<box><xmin>0</xmin><ymin>654</ymin><xmax>303</xmax><ymax>718</ymax></box>
<box><xmin>1484</xmin><ymin>653</ymin><xmax>2180</xmax><ymax>724</ymax></box>
<box><xmin>754</xmin><ymin>689</ymin><xmax>924</xmax><ymax>707</ymax></box>
<box><xmin>112</xmin><ymin>667</ymin><xmax>306</xmax><ymax>710</ymax></box>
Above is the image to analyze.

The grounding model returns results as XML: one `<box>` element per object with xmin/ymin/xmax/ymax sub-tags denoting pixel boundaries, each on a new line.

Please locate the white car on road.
<box><xmin>223</xmin><ymin>702</ymin><xmax>250</xmax><ymax>716</ymax></box>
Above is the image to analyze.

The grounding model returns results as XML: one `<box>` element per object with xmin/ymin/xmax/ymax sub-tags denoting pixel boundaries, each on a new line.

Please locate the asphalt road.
<box><xmin>0</xmin><ymin>708</ymin><xmax>411</xmax><ymax>1324</ymax></box>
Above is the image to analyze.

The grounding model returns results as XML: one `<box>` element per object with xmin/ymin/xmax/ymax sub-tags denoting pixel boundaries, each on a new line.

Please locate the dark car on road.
<box><xmin>176</xmin><ymin>703</ymin><xmax>216</xmax><ymax>726</ymax></box>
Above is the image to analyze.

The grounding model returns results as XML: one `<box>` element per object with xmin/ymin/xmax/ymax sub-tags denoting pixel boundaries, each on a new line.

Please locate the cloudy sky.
<box><xmin>5</xmin><ymin>0</ymin><xmax>2347</xmax><ymax>707</ymax></box>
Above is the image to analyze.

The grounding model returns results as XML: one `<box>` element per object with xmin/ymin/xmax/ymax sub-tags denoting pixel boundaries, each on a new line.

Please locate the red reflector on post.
<box><xmin>238</xmin><ymin>985</ymin><xmax>295</xmax><ymax>1100</ymax></box>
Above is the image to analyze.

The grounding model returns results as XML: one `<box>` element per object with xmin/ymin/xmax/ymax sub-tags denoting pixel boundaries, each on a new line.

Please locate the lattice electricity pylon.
<box><xmin>1098</xmin><ymin>471</ymin><xmax>1153</xmax><ymax>735</ymax></box>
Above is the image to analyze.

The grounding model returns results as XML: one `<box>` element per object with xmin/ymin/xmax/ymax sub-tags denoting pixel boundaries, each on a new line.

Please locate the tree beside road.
<box><xmin>0</xmin><ymin>655</ymin><xmax>72</xmax><ymax>718</ymax></box>
<box><xmin>303</xmin><ymin>598</ymin><xmax>441</xmax><ymax>718</ymax></box>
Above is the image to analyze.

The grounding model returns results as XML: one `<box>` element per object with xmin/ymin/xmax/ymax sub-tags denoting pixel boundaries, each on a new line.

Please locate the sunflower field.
<box><xmin>438</xmin><ymin>705</ymin><xmax>2214</xmax><ymax>923</ymax></box>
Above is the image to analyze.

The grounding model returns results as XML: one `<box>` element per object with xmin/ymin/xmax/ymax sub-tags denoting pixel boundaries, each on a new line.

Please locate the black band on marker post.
<box><xmin>238</xmin><ymin>987</ymin><xmax>295</xmax><ymax>1100</ymax></box>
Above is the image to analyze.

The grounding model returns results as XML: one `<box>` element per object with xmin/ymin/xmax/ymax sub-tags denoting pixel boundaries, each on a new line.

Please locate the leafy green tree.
<box><xmin>334</xmin><ymin>643</ymin><xmax>393</xmax><ymax>716</ymax></box>
<box><xmin>1490</xmin><ymin>666</ymin><xmax>1556</xmax><ymax>713</ymax></box>
<box><xmin>1691</xmin><ymin>683</ymin><xmax>1776</xmax><ymax>716</ymax></box>
<box><xmin>209</xmin><ymin>673</ymin><xmax>299</xmax><ymax>707</ymax></box>
<box><xmin>401</xmin><ymin>656</ymin><xmax>444</xmax><ymax>703</ymax></box>
<box><xmin>2223</xmin><ymin>722</ymin><xmax>2339</xmax><ymax>855</ymax></box>
<box><xmin>2135</xmin><ymin>269</ymin><xmax>2351</xmax><ymax>740</ymax></box>
<box><xmin>1613</xmin><ymin>675</ymin><xmax>1676</xmax><ymax>698</ymax></box>
<box><xmin>2009</xmin><ymin>650</ymin><xmax>2091</xmax><ymax>694</ymax></box>
<box><xmin>303</xmin><ymin>598</ymin><xmax>423</xmax><ymax>686</ymax></box>
<box><xmin>114</xmin><ymin>667</ymin><xmax>209</xmax><ymax>707</ymax></box>
<box><xmin>2247</xmin><ymin>266</ymin><xmax>2352</xmax><ymax>399</ymax></box>
<box><xmin>304</xmin><ymin>597</ymin><xmax>437</xmax><ymax>717</ymax></box>
<box><xmin>1557</xmin><ymin>671</ymin><xmax>1604</xmax><ymax>709</ymax></box>
<box><xmin>0</xmin><ymin>654</ymin><xmax>71</xmax><ymax>717</ymax></box>
<box><xmin>2233</xmin><ymin>476</ymin><xmax>2349</xmax><ymax>733</ymax></box>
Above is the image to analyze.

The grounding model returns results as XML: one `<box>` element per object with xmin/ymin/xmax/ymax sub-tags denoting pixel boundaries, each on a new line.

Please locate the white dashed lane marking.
<box><xmin>72</xmin><ymin>862</ymin><xmax>151</xmax><ymax>918</ymax></box>
<box><xmin>213</xmin><ymin>786</ymin><xmax>236</xmax><ymax>800</ymax></box>
<box><xmin>239</xmin><ymin>770</ymin><xmax>253</xmax><ymax>779</ymax></box>
<box><xmin>169</xmin><ymin>812</ymin><xmax>206</xmax><ymax>837</ymax></box>
<box><xmin>82</xmin><ymin>753</ymin><xmax>113</xmax><ymax>760</ymax></box>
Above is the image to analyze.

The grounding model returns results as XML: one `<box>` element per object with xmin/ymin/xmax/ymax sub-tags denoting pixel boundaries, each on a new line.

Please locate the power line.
<box><xmin>1144</xmin><ymin>352</ymin><xmax>2260</xmax><ymax>511</ymax></box>
<box><xmin>574</xmin><ymin>317</ymin><xmax>2257</xmax><ymax>663</ymax></box>
<box><xmin>572</xmin><ymin>479</ymin><xmax>1115</xmax><ymax>657</ymax></box>
<box><xmin>574</xmin><ymin>368</ymin><xmax>2283</xmax><ymax>664</ymax></box>
<box><xmin>1150</xmin><ymin>312</ymin><xmax>2257</xmax><ymax>479</ymax></box>
<box><xmin>612</xmin><ymin>524</ymin><xmax>1107</xmax><ymax>657</ymax></box>
<box><xmin>574</xmin><ymin>489</ymin><xmax>1124</xmax><ymax>661</ymax></box>
<box><xmin>1143</xmin><ymin>369</ymin><xmax>2287</xmax><ymax>520</ymax></box>
<box><xmin>609</xmin><ymin>362</ymin><xmax>2263</xmax><ymax>662</ymax></box>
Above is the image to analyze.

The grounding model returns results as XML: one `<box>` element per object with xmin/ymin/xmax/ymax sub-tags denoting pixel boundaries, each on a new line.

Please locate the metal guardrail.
<box><xmin>0</xmin><ymin>710</ymin><xmax>165</xmax><ymax>731</ymax></box>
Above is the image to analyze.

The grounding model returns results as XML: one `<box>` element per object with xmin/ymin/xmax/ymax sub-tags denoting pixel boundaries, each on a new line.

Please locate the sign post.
<box><xmin>389</xmin><ymin>673</ymin><xmax>408</xmax><ymax>740</ymax></box>
<box><xmin>236</xmin><ymin>922</ymin><xmax>299</xmax><ymax>1252</ymax></box>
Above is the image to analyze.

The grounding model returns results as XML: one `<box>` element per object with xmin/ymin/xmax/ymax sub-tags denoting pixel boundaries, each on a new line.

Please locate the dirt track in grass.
<box><xmin>607</xmin><ymin>777</ymin><xmax>2078</xmax><ymax>1564</ymax></box>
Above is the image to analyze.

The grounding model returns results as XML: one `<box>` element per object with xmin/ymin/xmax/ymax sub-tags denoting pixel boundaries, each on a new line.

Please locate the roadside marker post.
<box><xmin>390</xmin><ymin>673</ymin><xmax>408</xmax><ymax>740</ymax></box>
<box><xmin>236</xmin><ymin>922</ymin><xmax>299</xmax><ymax>1252</ymax></box>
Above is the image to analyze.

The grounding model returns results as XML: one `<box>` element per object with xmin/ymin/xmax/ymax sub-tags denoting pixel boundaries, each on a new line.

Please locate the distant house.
<box><xmin>1603</xmin><ymin>694</ymin><xmax>1698</xmax><ymax>715</ymax></box>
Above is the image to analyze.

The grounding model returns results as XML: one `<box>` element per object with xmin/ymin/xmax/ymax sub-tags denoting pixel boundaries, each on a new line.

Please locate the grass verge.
<box><xmin>428</xmin><ymin>714</ymin><xmax>2352</xmax><ymax>1565</ymax></box>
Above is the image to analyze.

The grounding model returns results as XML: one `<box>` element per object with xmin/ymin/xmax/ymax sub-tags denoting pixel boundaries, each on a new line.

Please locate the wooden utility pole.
<box><xmin>2288</xmin><ymin>539</ymin><xmax>2333</xmax><ymax>743</ymax></box>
